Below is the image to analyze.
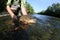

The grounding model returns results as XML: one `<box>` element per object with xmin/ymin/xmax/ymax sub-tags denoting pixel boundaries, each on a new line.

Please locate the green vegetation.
<box><xmin>0</xmin><ymin>0</ymin><xmax>7</xmax><ymax>12</ymax></box>
<box><xmin>38</xmin><ymin>3</ymin><xmax>60</xmax><ymax>18</ymax></box>
<box><xmin>26</xmin><ymin>2</ymin><xmax>34</xmax><ymax>14</ymax></box>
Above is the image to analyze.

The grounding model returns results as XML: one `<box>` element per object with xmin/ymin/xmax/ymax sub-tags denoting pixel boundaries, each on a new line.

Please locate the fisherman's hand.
<box><xmin>12</xmin><ymin>15</ymin><xmax>17</xmax><ymax>20</ymax></box>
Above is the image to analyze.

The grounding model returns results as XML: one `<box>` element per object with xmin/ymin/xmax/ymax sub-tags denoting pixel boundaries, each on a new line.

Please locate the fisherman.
<box><xmin>6</xmin><ymin>0</ymin><xmax>28</xmax><ymax>28</ymax></box>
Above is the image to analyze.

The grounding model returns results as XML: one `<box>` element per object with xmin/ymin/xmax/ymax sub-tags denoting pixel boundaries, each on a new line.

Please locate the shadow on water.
<box><xmin>0</xmin><ymin>14</ymin><xmax>60</xmax><ymax>40</ymax></box>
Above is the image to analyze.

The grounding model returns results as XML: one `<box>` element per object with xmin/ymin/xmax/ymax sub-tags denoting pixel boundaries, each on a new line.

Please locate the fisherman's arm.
<box><xmin>6</xmin><ymin>0</ymin><xmax>17</xmax><ymax>19</ymax></box>
<box><xmin>21</xmin><ymin>0</ymin><xmax>27</xmax><ymax>15</ymax></box>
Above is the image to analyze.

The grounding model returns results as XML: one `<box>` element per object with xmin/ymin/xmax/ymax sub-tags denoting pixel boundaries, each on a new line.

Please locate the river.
<box><xmin>0</xmin><ymin>14</ymin><xmax>60</xmax><ymax>40</ymax></box>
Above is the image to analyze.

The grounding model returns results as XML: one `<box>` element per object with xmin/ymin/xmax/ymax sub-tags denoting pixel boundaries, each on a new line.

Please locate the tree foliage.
<box><xmin>0</xmin><ymin>0</ymin><xmax>7</xmax><ymax>12</ymax></box>
<box><xmin>38</xmin><ymin>3</ymin><xmax>60</xmax><ymax>18</ymax></box>
<box><xmin>26</xmin><ymin>2</ymin><xmax>34</xmax><ymax>14</ymax></box>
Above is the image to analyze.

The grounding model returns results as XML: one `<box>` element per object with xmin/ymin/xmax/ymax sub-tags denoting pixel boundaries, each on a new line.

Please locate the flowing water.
<box><xmin>0</xmin><ymin>14</ymin><xmax>60</xmax><ymax>40</ymax></box>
